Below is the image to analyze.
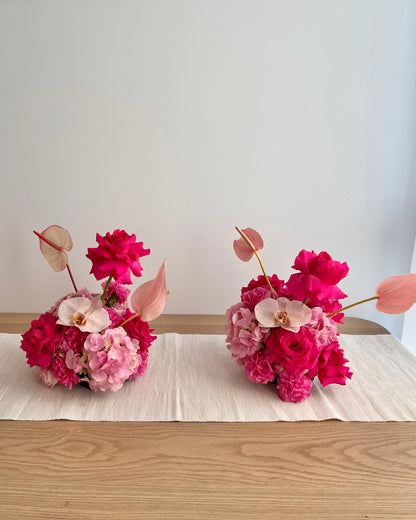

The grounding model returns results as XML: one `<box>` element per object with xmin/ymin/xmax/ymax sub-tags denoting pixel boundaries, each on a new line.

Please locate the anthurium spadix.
<box><xmin>130</xmin><ymin>261</ymin><xmax>167</xmax><ymax>322</ymax></box>
<box><xmin>34</xmin><ymin>225</ymin><xmax>73</xmax><ymax>272</ymax></box>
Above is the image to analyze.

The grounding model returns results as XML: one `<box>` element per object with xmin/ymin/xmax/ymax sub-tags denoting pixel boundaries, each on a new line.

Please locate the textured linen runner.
<box><xmin>1</xmin><ymin>332</ymin><xmax>416</xmax><ymax>421</ymax></box>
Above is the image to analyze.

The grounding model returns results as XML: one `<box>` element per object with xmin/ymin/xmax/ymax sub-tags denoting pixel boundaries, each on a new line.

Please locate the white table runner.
<box><xmin>1</xmin><ymin>332</ymin><xmax>416</xmax><ymax>421</ymax></box>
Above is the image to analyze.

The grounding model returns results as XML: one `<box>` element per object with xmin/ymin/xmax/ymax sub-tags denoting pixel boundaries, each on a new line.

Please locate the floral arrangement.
<box><xmin>226</xmin><ymin>227</ymin><xmax>416</xmax><ymax>403</ymax></box>
<box><xmin>21</xmin><ymin>226</ymin><xmax>167</xmax><ymax>392</ymax></box>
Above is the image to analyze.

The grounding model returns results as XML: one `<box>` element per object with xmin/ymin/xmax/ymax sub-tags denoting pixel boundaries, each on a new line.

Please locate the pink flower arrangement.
<box><xmin>21</xmin><ymin>226</ymin><xmax>168</xmax><ymax>392</ymax></box>
<box><xmin>227</xmin><ymin>227</ymin><xmax>416</xmax><ymax>402</ymax></box>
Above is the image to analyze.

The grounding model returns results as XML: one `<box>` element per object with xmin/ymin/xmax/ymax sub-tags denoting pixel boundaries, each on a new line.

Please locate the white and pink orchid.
<box><xmin>57</xmin><ymin>296</ymin><xmax>110</xmax><ymax>333</ymax></box>
<box><xmin>254</xmin><ymin>297</ymin><xmax>312</xmax><ymax>333</ymax></box>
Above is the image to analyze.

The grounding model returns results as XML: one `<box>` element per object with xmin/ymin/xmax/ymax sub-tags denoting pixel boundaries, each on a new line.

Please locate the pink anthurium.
<box><xmin>255</xmin><ymin>297</ymin><xmax>312</xmax><ymax>332</ymax></box>
<box><xmin>130</xmin><ymin>261</ymin><xmax>167</xmax><ymax>322</ymax></box>
<box><xmin>34</xmin><ymin>225</ymin><xmax>73</xmax><ymax>272</ymax></box>
<box><xmin>375</xmin><ymin>274</ymin><xmax>416</xmax><ymax>314</ymax></box>
<box><xmin>233</xmin><ymin>227</ymin><xmax>264</xmax><ymax>262</ymax></box>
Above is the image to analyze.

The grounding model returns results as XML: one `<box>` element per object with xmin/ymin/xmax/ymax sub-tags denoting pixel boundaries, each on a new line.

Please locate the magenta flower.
<box><xmin>277</xmin><ymin>371</ymin><xmax>313</xmax><ymax>402</ymax></box>
<box><xmin>317</xmin><ymin>342</ymin><xmax>352</xmax><ymax>386</ymax></box>
<box><xmin>244</xmin><ymin>350</ymin><xmax>276</xmax><ymax>384</ymax></box>
<box><xmin>20</xmin><ymin>312</ymin><xmax>62</xmax><ymax>369</ymax></box>
<box><xmin>86</xmin><ymin>230</ymin><xmax>150</xmax><ymax>284</ymax></box>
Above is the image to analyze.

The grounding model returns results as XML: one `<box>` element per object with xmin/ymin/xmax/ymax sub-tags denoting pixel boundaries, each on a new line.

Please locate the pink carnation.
<box><xmin>277</xmin><ymin>371</ymin><xmax>313</xmax><ymax>402</ymax></box>
<box><xmin>121</xmin><ymin>309</ymin><xmax>156</xmax><ymax>355</ymax></box>
<box><xmin>102</xmin><ymin>279</ymin><xmax>130</xmax><ymax>309</ymax></box>
<box><xmin>241</xmin><ymin>274</ymin><xmax>284</xmax><ymax>297</ymax></box>
<box><xmin>244</xmin><ymin>350</ymin><xmax>276</xmax><ymax>384</ymax></box>
<box><xmin>51</xmin><ymin>355</ymin><xmax>80</xmax><ymax>389</ymax></box>
<box><xmin>240</xmin><ymin>285</ymin><xmax>273</xmax><ymax>311</ymax></box>
<box><xmin>86</xmin><ymin>230</ymin><xmax>150</xmax><ymax>284</ymax></box>
<box><xmin>84</xmin><ymin>328</ymin><xmax>142</xmax><ymax>392</ymax></box>
<box><xmin>20</xmin><ymin>312</ymin><xmax>62</xmax><ymax>369</ymax></box>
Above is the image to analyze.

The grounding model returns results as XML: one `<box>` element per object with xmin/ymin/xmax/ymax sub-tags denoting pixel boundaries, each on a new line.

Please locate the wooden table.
<box><xmin>0</xmin><ymin>314</ymin><xmax>415</xmax><ymax>520</ymax></box>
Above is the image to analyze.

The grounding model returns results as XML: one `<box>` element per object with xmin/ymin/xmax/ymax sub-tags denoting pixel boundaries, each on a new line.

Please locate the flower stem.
<box><xmin>328</xmin><ymin>296</ymin><xmax>379</xmax><ymax>317</ymax></box>
<box><xmin>66</xmin><ymin>265</ymin><xmax>78</xmax><ymax>293</ymax></box>
<box><xmin>119</xmin><ymin>313</ymin><xmax>140</xmax><ymax>328</ymax></box>
<box><xmin>101</xmin><ymin>276</ymin><xmax>113</xmax><ymax>302</ymax></box>
<box><xmin>235</xmin><ymin>226</ymin><xmax>275</xmax><ymax>295</ymax></box>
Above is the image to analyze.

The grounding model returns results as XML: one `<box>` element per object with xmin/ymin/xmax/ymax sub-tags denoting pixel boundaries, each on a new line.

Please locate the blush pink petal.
<box><xmin>130</xmin><ymin>261</ymin><xmax>167</xmax><ymax>322</ymax></box>
<box><xmin>57</xmin><ymin>297</ymin><xmax>110</xmax><ymax>332</ymax></box>
<box><xmin>375</xmin><ymin>274</ymin><xmax>416</xmax><ymax>314</ymax></box>
<box><xmin>233</xmin><ymin>227</ymin><xmax>264</xmax><ymax>262</ymax></box>
<box><xmin>255</xmin><ymin>297</ymin><xmax>312</xmax><ymax>332</ymax></box>
<box><xmin>35</xmin><ymin>225</ymin><xmax>73</xmax><ymax>272</ymax></box>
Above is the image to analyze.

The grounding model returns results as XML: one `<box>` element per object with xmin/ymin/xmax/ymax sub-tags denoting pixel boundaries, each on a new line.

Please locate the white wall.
<box><xmin>1</xmin><ymin>0</ymin><xmax>416</xmax><ymax>340</ymax></box>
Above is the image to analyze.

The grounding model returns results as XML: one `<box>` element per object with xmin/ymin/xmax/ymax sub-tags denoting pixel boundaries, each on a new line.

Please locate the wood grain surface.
<box><xmin>0</xmin><ymin>314</ymin><xmax>414</xmax><ymax>520</ymax></box>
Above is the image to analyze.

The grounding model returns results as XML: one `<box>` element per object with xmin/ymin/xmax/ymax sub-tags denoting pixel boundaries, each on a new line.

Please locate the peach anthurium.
<box><xmin>375</xmin><ymin>274</ymin><xmax>416</xmax><ymax>314</ymax></box>
<box><xmin>255</xmin><ymin>297</ymin><xmax>312</xmax><ymax>332</ymax></box>
<box><xmin>34</xmin><ymin>225</ymin><xmax>73</xmax><ymax>272</ymax></box>
<box><xmin>130</xmin><ymin>261</ymin><xmax>167</xmax><ymax>322</ymax></box>
<box><xmin>233</xmin><ymin>227</ymin><xmax>264</xmax><ymax>262</ymax></box>
<box><xmin>57</xmin><ymin>297</ymin><xmax>110</xmax><ymax>333</ymax></box>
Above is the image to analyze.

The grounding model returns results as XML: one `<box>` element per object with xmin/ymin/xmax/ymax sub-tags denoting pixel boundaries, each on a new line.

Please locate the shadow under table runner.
<box><xmin>1</xmin><ymin>332</ymin><xmax>416</xmax><ymax>421</ymax></box>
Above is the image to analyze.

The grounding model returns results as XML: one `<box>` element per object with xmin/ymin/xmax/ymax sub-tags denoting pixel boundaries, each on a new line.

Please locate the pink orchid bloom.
<box><xmin>57</xmin><ymin>296</ymin><xmax>110</xmax><ymax>333</ymax></box>
<box><xmin>34</xmin><ymin>225</ymin><xmax>73</xmax><ymax>272</ymax></box>
<box><xmin>375</xmin><ymin>274</ymin><xmax>416</xmax><ymax>314</ymax></box>
<box><xmin>254</xmin><ymin>297</ymin><xmax>312</xmax><ymax>332</ymax></box>
<box><xmin>130</xmin><ymin>261</ymin><xmax>167</xmax><ymax>322</ymax></box>
<box><xmin>233</xmin><ymin>227</ymin><xmax>264</xmax><ymax>262</ymax></box>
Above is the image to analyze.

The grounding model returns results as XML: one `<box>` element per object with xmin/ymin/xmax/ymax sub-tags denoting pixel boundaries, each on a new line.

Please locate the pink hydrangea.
<box><xmin>84</xmin><ymin>328</ymin><xmax>142</xmax><ymax>392</ymax></box>
<box><xmin>86</xmin><ymin>230</ymin><xmax>150</xmax><ymax>284</ymax></box>
<box><xmin>20</xmin><ymin>312</ymin><xmax>62</xmax><ymax>369</ymax></box>
<box><xmin>244</xmin><ymin>350</ymin><xmax>276</xmax><ymax>384</ymax></box>
<box><xmin>277</xmin><ymin>370</ymin><xmax>313</xmax><ymax>402</ymax></box>
<box><xmin>305</xmin><ymin>307</ymin><xmax>339</xmax><ymax>348</ymax></box>
<box><xmin>226</xmin><ymin>304</ymin><xmax>268</xmax><ymax>359</ymax></box>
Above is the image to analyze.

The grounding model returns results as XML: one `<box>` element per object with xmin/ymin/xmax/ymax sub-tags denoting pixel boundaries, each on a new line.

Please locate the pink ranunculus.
<box><xmin>84</xmin><ymin>328</ymin><xmax>142</xmax><ymax>392</ymax></box>
<box><xmin>86</xmin><ymin>230</ymin><xmax>150</xmax><ymax>284</ymax></box>
<box><xmin>305</xmin><ymin>307</ymin><xmax>339</xmax><ymax>347</ymax></box>
<box><xmin>317</xmin><ymin>341</ymin><xmax>352</xmax><ymax>386</ymax></box>
<box><xmin>244</xmin><ymin>350</ymin><xmax>276</xmax><ymax>384</ymax></box>
<box><xmin>285</xmin><ymin>250</ymin><xmax>349</xmax><ymax>313</ymax></box>
<box><xmin>20</xmin><ymin>312</ymin><xmax>62</xmax><ymax>369</ymax></box>
<box><xmin>265</xmin><ymin>327</ymin><xmax>319</xmax><ymax>376</ymax></box>
<box><xmin>375</xmin><ymin>274</ymin><xmax>416</xmax><ymax>314</ymax></box>
<box><xmin>277</xmin><ymin>370</ymin><xmax>313</xmax><ymax>402</ymax></box>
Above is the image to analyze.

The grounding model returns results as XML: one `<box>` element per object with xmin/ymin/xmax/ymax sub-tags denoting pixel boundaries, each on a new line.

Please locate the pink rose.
<box><xmin>39</xmin><ymin>369</ymin><xmax>58</xmax><ymax>388</ymax></box>
<box><xmin>265</xmin><ymin>327</ymin><xmax>319</xmax><ymax>376</ymax></box>
<box><xmin>244</xmin><ymin>350</ymin><xmax>276</xmax><ymax>384</ymax></box>
<box><xmin>86</xmin><ymin>230</ymin><xmax>150</xmax><ymax>284</ymax></box>
<box><xmin>285</xmin><ymin>250</ymin><xmax>348</xmax><ymax>313</ymax></box>
<box><xmin>277</xmin><ymin>370</ymin><xmax>313</xmax><ymax>402</ymax></box>
<box><xmin>20</xmin><ymin>312</ymin><xmax>62</xmax><ymax>369</ymax></box>
<box><xmin>318</xmin><ymin>342</ymin><xmax>353</xmax><ymax>386</ymax></box>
